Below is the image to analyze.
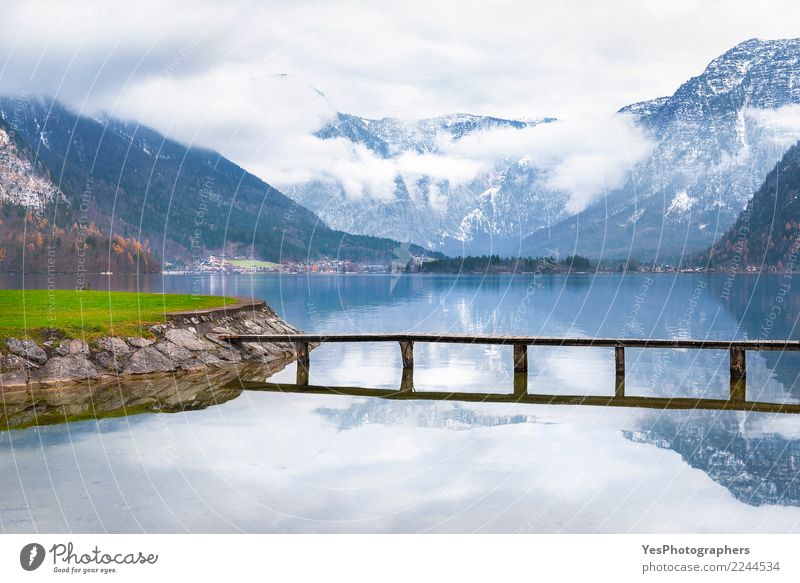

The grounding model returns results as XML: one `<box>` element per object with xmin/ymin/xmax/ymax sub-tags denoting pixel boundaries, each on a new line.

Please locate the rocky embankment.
<box><xmin>0</xmin><ymin>297</ymin><xmax>300</xmax><ymax>388</ymax></box>
<box><xmin>0</xmin><ymin>366</ymin><xmax>252</xmax><ymax>431</ymax></box>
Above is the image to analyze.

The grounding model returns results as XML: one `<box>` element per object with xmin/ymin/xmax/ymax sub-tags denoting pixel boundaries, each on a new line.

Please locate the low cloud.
<box><xmin>747</xmin><ymin>104</ymin><xmax>800</xmax><ymax>146</ymax></box>
<box><xmin>43</xmin><ymin>60</ymin><xmax>654</xmax><ymax>216</ymax></box>
<box><xmin>439</xmin><ymin>113</ymin><xmax>655</xmax><ymax>213</ymax></box>
<box><xmin>0</xmin><ymin>0</ymin><xmax>792</xmax><ymax>220</ymax></box>
<box><xmin>262</xmin><ymin>110</ymin><xmax>654</xmax><ymax>216</ymax></box>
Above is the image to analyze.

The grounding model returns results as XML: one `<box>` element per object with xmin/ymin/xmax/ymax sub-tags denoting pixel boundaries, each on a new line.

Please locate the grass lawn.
<box><xmin>229</xmin><ymin>259</ymin><xmax>280</xmax><ymax>269</ymax></box>
<box><xmin>0</xmin><ymin>290</ymin><xmax>236</xmax><ymax>340</ymax></box>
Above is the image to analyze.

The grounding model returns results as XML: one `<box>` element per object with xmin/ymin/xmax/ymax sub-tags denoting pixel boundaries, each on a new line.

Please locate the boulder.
<box><xmin>0</xmin><ymin>354</ymin><xmax>34</xmax><ymax>386</ymax></box>
<box><xmin>5</xmin><ymin>338</ymin><xmax>47</xmax><ymax>364</ymax></box>
<box><xmin>95</xmin><ymin>337</ymin><xmax>131</xmax><ymax>356</ymax></box>
<box><xmin>204</xmin><ymin>333</ymin><xmax>230</xmax><ymax>347</ymax></box>
<box><xmin>0</xmin><ymin>370</ymin><xmax>29</xmax><ymax>387</ymax></box>
<box><xmin>216</xmin><ymin>348</ymin><xmax>242</xmax><ymax>363</ymax></box>
<box><xmin>242</xmin><ymin>341</ymin><xmax>269</xmax><ymax>356</ymax></box>
<box><xmin>179</xmin><ymin>360</ymin><xmax>207</xmax><ymax>372</ymax></box>
<box><xmin>0</xmin><ymin>353</ymin><xmax>33</xmax><ymax>372</ymax></box>
<box><xmin>155</xmin><ymin>341</ymin><xmax>193</xmax><ymax>362</ymax></box>
<box><xmin>39</xmin><ymin>355</ymin><xmax>99</xmax><ymax>383</ymax></box>
<box><xmin>56</xmin><ymin>339</ymin><xmax>89</xmax><ymax>356</ymax></box>
<box><xmin>122</xmin><ymin>347</ymin><xmax>176</xmax><ymax>375</ymax></box>
<box><xmin>242</xmin><ymin>319</ymin><xmax>265</xmax><ymax>333</ymax></box>
<box><xmin>94</xmin><ymin>351</ymin><xmax>124</xmax><ymax>372</ymax></box>
<box><xmin>164</xmin><ymin>328</ymin><xmax>215</xmax><ymax>351</ymax></box>
<box><xmin>127</xmin><ymin>337</ymin><xmax>155</xmax><ymax>348</ymax></box>
<box><xmin>197</xmin><ymin>352</ymin><xmax>224</xmax><ymax>367</ymax></box>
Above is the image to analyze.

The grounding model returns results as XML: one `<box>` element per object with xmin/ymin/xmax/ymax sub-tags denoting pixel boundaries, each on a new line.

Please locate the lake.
<box><xmin>2</xmin><ymin>272</ymin><xmax>800</xmax><ymax>533</ymax></box>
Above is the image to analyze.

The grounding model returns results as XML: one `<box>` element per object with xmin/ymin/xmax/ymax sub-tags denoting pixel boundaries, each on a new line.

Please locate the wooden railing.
<box><xmin>221</xmin><ymin>333</ymin><xmax>800</xmax><ymax>412</ymax></box>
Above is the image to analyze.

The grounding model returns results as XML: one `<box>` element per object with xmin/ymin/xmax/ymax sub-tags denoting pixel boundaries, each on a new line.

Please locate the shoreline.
<box><xmin>0</xmin><ymin>296</ymin><xmax>303</xmax><ymax>390</ymax></box>
<box><xmin>2</xmin><ymin>268</ymin><xmax>791</xmax><ymax>277</ymax></box>
<box><xmin>161</xmin><ymin>270</ymin><xmax>789</xmax><ymax>276</ymax></box>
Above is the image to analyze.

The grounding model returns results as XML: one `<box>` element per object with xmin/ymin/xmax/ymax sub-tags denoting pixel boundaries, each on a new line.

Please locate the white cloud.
<box><xmin>395</xmin><ymin>151</ymin><xmax>488</xmax><ymax>184</ymax></box>
<box><xmin>440</xmin><ymin>114</ymin><xmax>655</xmax><ymax>213</ymax></box>
<box><xmin>0</xmin><ymin>0</ymin><xmax>794</xmax><ymax>215</ymax></box>
<box><xmin>3</xmin><ymin>0</ymin><xmax>800</xmax><ymax>120</ymax></box>
<box><xmin>113</xmin><ymin>68</ymin><xmax>400</xmax><ymax>200</ymax></box>
<box><xmin>747</xmin><ymin>104</ymin><xmax>800</xmax><ymax>146</ymax></box>
<box><xmin>113</xmin><ymin>69</ymin><xmax>653</xmax><ymax>212</ymax></box>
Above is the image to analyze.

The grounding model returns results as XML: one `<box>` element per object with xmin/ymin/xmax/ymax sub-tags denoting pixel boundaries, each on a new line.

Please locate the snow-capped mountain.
<box><xmin>6</xmin><ymin>38</ymin><xmax>798</xmax><ymax>261</ymax></box>
<box><xmin>286</xmin><ymin>38</ymin><xmax>800</xmax><ymax>259</ymax></box>
<box><xmin>523</xmin><ymin>37</ymin><xmax>800</xmax><ymax>259</ymax></box>
<box><xmin>283</xmin><ymin>113</ymin><xmax>564</xmax><ymax>255</ymax></box>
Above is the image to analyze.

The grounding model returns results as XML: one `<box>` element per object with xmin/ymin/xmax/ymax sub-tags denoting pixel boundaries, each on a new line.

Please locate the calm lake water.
<box><xmin>2</xmin><ymin>272</ymin><xmax>800</xmax><ymax>533</ymax></box>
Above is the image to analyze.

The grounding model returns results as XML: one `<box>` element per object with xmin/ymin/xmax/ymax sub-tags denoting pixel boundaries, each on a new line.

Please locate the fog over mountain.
<box><xmin>0</xmin><ymin>96</ymin><xmax>435</xmax><ymax>268</ymax></box>
<box><xmin>4</xmin><ymin>32</ymin><xmax>800</xmax><ymax>262</ymax></box>
<box><xmin>278</xmin><ymin>38</ymin><xmax>800</xmax><ymax>259</ymax></box>
<box><xmin>524</xmin><ymin>37</ymin><xmax>800</xmax><ymax>260</ymax></box>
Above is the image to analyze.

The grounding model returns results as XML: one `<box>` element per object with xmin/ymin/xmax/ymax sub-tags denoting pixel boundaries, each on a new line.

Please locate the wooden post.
<box><xmin>614</xmin><ymin>346</ymin><xmax>625</xmax><ymax>398</ymax></box>
<box><xmin>513</xmin><ymin>344</ymin><xmax>528</xmax><ymax>373</ymax></box>
<box><xmin>730</xmin><ymin>347</ymin><xmax>746</xmax><ymax>401</ymax></box>
<box><xmin>730</xmin><ymin>347</ymin><xmax>746</xmax><ymax>381</ymax></box>
<box><xmin>730</xmin><ymin>378</ymin><xmax>746</xmax><ymax>402</ymax></box>
<box><xmin>296</xmin><ymin>364</ymin><xmax>309</xmax><ymax>387</ymax></box>
<box><xmin>400</xmin><ymin>367</ymin><xmax>415</xmax><ymax>392</ymax></box>
<box><xmin>296</xmin><ymin>341</ymin><xmax>310</xmax><ymax>387</ymax></box>
<box><xmin>399</xmin><ymin>340</ymin><xmax>414</xmax><ymax>369</ymax></box>
<box><xmin>513</xmin><ymin>372</ymin><xmax>528</xmax><ymax>398</ymax></box>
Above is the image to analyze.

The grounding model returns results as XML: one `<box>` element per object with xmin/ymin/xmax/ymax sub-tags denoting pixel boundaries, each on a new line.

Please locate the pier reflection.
<box><xmin>233</xmin><ymin>374</ymin><xmax>800</xmax><ymax>415</ymax></box>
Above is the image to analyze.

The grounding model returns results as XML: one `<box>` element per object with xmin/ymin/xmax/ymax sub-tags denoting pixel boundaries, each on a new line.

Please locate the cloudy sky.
<box><xmin>2</xmin><ymin>0</ymin><xmax>799</xmax><ymax>209</ymax></box>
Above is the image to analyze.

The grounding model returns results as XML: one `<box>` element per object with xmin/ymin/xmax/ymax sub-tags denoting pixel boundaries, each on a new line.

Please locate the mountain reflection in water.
<box><xmin>627</xmin><ymin>410</ymin><xmax>800</xmax><ymax>507</ymax></box>
<box><xmin>315</xmin><ymin>400</ymin><xmax>541</xmax><ymax>431</ymax></box>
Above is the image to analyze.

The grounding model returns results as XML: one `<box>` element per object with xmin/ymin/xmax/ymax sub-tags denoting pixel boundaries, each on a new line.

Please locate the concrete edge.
<box><xmin>164</xmin><ymin>296</ymin><xmax>266</xmax><ymax>320</ymax></box>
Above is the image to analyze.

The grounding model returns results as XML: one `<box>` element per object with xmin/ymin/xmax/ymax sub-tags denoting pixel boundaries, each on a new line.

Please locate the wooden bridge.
<box><xmin>222</xmin><ymin>333</ymin><xmax>800</xmax><ymax>414</ymax></box>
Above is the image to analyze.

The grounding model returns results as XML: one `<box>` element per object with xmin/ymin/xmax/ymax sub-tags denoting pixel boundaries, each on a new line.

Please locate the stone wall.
<box><xmin>0</xmin><ymin>298</ymin><xmax>301</xmax><ymax>389</ymax></box>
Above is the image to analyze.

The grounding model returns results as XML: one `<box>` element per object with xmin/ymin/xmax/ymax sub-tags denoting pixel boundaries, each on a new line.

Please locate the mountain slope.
<box><xmin>0</xmin><ymin>97</ymin><xmax>430</xmax><ymax>264</ymax></box>
<box><xmin>284</xmin><ymin>113</ymin><xmax>562</xmax><ymax>255</ymax></box>
<box><xmin>0</xmin><ymin>117</ymin><xmax>159</xmax><ymax>274</ymax></box>
<box><xmin>523</xmin><ymin>37</ymin><xmax>800</xmax><ymax>260</ymax></box>
<box><xmin>704</xmin><ymin>141</ymin><xmax>800</xmax><ymax>269</ymax></box>
<box><xmin>282</xmin><ymin>38</ymin><xmax>800</xmax><ymax>260</ymax></box>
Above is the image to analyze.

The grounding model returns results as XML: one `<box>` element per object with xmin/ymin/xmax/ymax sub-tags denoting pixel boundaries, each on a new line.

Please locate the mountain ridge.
<box><xmin>6</xmin><ymin>37</ymin><xmax>799</xmax><ymax>264</ymax></box>
<box><xmin>282</xmin><ymin>38</ymin><xmax>800</xmax><ymax>260</ymax></box>
<box><xmin>0</xmin><ymin>96</ymin><xmax>434</xmax><ymax>269</ymax></box>
<box><xmin>287</xmin><ymin>111</ymin><xmax>561</xmax><ymax>254</ymax></box>
<box><xmin>522</xmin><ymin>37</ymin><xmax>800</xmax><ymax>260</ymax></box>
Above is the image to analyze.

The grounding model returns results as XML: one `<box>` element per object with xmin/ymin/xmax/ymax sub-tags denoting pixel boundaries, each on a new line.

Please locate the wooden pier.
<box><xmin>222</xmin><ymin>333</ymin><xmax>800</xmax><ymax>413</ymax></box>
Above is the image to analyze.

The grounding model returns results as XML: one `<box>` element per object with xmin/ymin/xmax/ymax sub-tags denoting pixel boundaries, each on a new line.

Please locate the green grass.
<box><xmin>228</xmin><ymin>259</ymin><xmax>280</xmax><ymax>269</ymax></box>
<box><xmin>0</xmin><ymin>290</ymin><xmax>236</xmax><ymax>340</ymax></box>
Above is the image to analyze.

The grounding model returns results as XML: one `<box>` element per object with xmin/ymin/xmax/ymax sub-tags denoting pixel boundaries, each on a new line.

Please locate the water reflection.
<box><xmin>238</xmin><ymin>372</ymin><xmax>800</xmax><ymax>415</ymax></box>
<box><xmin>0</xmin><ymin>363</ymin><xmax>282</xmax><ymax>432</ymax></box>
<box><xmin>315</xmin><ymin>399</ymin><xmax>540</xmax><ymax>431</ymax></box>
<box><xmin>627</xmin><ymin>410</ymin><xmax>800</xmax><ymax>507</ymax></box>
<box><xmin>2</xmin><ymin>272</ymin><xmax>800</xmax><ymax>531</ymax></box>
